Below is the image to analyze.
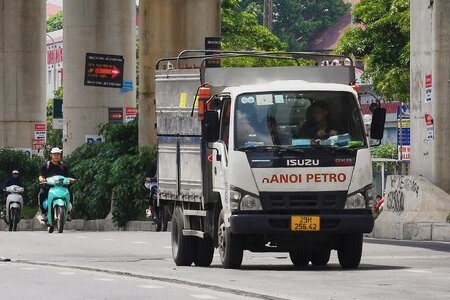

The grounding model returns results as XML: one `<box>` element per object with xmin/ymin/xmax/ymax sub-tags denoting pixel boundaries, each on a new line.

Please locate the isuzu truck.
<box><xmin>155</xmin><ymin>51</ymin><xmax>385</xmax><ymax>269</ymax></box>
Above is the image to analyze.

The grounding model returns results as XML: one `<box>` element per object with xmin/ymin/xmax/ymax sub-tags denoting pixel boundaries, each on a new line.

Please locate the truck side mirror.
<box><xmin>205</xmin><ymin>111</ymin><xmax>220</xmax><ymax>143</ymax></box>
<box><xmin>370</xmin><ymin>107</ymin><xmax>386</xmax><ymax>140</ymax></box>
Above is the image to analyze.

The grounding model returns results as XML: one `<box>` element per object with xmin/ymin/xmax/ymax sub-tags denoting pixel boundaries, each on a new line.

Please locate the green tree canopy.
<box><xmin>46</xmin><ymin>11</ymin><xmax>63</xmax><ymax>32</ymax></box>
<box><xmin>336</xmin><ymin>0</ymin><xmax>410</xmax><ymax>102</ymax></box>
<box><xmin>239</xmin><ymin>0</ymin><xmax>350</xmax><ymax>51</ymax></box>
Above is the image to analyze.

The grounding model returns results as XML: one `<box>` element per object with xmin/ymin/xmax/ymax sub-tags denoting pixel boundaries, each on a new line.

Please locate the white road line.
<box><xmin>93</xmin><ymin>278</ymin><xmax>115</xmax><ymax>281</ymax></box>
<box><xmin>132</xmin><ymin>241</ymin><xmax>147</xmax><ymax>244</ymax></box>
<box><xmin>102</xmin><ymin>238</ymin><xmax>114</xmax><ymax>241</ymax></box>
<box><xmin>191</xmin><ymin>295</ymin><xmax>217</xmax><ymax>299</ymax></box>
<box><xmin>137</xmin><ymin>285</ymin><xmax>165</xmax><ymax>289</ymax></box>
<box><xmin>407</xmin><ymin>269</ymin><xmax>432</xmax><ymax>274</ymax></box>
<box><xmin>21</xmin><ymin>267</ymin><xmax>38</xmax><ymax>270</ymax></box>
<box><xmin>76</xmin><ymin>236</ymin><xmax>88</xmax><ymax>239</ymax></box>
<box><xmin>163</xmin><ymin>246</ymin><xmax>172</xmax><ymax>249</ymax></box>
<box><xmin>58</xmin><ymin>272</ymin><xmax>75</xmax><ymax>275</ymax></box>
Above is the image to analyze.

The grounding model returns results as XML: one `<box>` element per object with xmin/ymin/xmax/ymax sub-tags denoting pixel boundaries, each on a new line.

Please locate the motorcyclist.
<box><xmin>38</xmin><ymin>147</ymin><xmax>75</xmax><ymax>220</ymax></box>
<box><xmin>3</xmin><ymin>170</ymin><xmax>23</xmax><ymax>190</ymax></box>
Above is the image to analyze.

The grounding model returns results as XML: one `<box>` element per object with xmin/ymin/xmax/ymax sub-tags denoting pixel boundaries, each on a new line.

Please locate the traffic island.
<box><xmin>373</xmin><ymin>175</ymin><xmax>450</xmax><ymax>241</ymax></box>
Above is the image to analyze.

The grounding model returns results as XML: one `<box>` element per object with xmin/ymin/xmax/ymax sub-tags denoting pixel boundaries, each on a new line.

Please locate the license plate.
<box><xmin>291</xmin><ymin>216</ymin><xmax>320</xmax><ymax>231</ymax></box>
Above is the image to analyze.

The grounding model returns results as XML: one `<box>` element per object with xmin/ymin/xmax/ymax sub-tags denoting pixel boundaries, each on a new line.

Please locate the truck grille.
<box><xmin>260</xmin><ymin>192</ymin><xmax>347</xmax><ymax>211</ymax></box>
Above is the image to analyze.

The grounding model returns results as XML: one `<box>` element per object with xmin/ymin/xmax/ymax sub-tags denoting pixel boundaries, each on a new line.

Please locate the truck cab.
<box><xmin>155</xmin><ymin>51</ymin><xmax>386</xmax><ymax>269</ymax></box>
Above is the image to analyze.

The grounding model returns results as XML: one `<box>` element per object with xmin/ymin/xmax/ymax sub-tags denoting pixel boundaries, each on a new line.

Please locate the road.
<box><xmin>0</xmin><ymin>231</ymin><xmax>449</xmax><ymax>300</ymax></box>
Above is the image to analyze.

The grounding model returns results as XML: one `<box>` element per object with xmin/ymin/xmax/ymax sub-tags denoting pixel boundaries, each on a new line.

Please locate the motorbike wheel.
<box><xmin>161</xmin><ymin>205</ymin><xmax>170</xmax><ymax>232</ymax></box>
<box><xmin>12</xmin><ymin>208</ymin><xmax>19</xmax><ymax>231</ymax></box>
<box><xmin>48</xmin><ymin>226</ymin><xmax>54</xmax><ymax>233</ymax></box>
<box><xmin>56</xmin><ymin>206</ymin><xmax>65</xmax><ymax>233</ymax></box>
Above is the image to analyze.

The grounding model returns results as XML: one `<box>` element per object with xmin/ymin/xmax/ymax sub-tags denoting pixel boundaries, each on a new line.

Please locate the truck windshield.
<box><xmin>234</xmin><ymin>91</ymin><xmax>366</xmax><ymax>150</ymax></box>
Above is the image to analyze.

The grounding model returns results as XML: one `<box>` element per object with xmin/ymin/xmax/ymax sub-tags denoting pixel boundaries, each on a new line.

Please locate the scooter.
<box><xmin>42</xmin><ymin>175</ymin><xmax>72</xmax><ymax>233</ymax></box>
<box><xmin>2</xmin><ymin>185</ymin><xmax>24</xmax><ymax>231</ymax></box>
<box><xmin>144</xmin><ymin>181</ymin><xmax>171</xmax><ymax>232</ymax></box>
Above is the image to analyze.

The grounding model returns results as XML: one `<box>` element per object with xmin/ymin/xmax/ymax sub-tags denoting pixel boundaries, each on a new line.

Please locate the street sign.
<box><xmin>120</xmin><ymin>80</ymin><xmax>134</xmax><ymax>93</ymax></box>
<box><xmin>108</xmin><ymin>107</ymin><xmax>124</xmax><ymax>124</ymax></box>
<box><xmin>32</xmin><ymin>139</ymin><xmax>45</xmax><ymax>150</ymax></box>
<box><xmin>85</xmin><ymin>135</ymin><xmax>104</xmax><ymax>144</ymax></box>
<box><xmin>397</xmin><ymin>105</ymin><xmax>410</xmax><ymax>146</ymax></box>
<box><xmin>425</xmin><ymin>74</ymin><xmax>432</xmax><ymax>103</ymax></box>
<box><xmin>125</xmin><ymin>107</ymin><xmax>137</xmax><ymax>123</ymax></box>
<box><xmin>34</xmin><ymin>123</ymin><xmax>47</xmax><ymax>140</ymax></box>
<box><xmin>84</xmin><ymin>53</ymin><xmax>124</xmax><ymax>88</ymax></box>
<box><xmin>205</xmin><ymin>37</ymin><xmax>221</xmax><ymax>68</ymax></box>
<box><xmin>398</xmin><ymin>146</ymin><xmax>410</xmax><ymax>160</ymax></box>
<box><xmin>53</xmin><ymin>118</ymin><xmax>64</xmax><ymax>130</ymax></box>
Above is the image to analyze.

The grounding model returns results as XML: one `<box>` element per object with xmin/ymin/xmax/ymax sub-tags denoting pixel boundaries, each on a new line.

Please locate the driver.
<box><xmin>298</xmin><ymin>101</ymin><xmax>338</xmax><ymax>139</ymax></box>
<box><xmin>38</xmin><ymin>147</ymin><xmax>75</xmax><ymax>218</ymax></box>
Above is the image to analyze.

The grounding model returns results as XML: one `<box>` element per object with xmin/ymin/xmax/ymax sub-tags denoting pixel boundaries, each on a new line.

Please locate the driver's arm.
<box><xmin>39</xmin><ymin>176</ymin><xmax>46</xmax><ymax>183</ymax></box>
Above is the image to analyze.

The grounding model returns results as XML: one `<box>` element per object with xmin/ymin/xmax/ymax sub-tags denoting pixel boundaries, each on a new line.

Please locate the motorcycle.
<box><xmin>144</xmin><ymin>181</ymin><xmax>171</xmax><ymax>232</ymax></box>
<box><xmin>42</xmin><ymin>175</ymin><xmax>72</xmax><ymax>233</ymax></box>
<box><xmin>2</xmin><ymin>185</ymin><xmax>24</xmax><ymax>231</ymax></box>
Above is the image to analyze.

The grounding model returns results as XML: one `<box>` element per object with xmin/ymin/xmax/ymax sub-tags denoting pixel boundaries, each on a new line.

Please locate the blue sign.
<box><xmin>120</xmin><ymin>80</ymin><xmax>133</xmax><ymax>93</ymax></box>
<box><xmin>397</xmin><ymin>105</ymin><xmax>410</xmax><ymax>146</ymax></box>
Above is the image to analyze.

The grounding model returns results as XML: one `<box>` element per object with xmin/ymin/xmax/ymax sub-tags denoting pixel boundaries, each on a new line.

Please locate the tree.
<box><xmin>336</xmin><ymin>0</ymin><xmax>410</xmax><ymax>102</ymax></box>
<box><xmin>47</xmin><ymin>11</ymin><xmax>63</xmax><ymax>32</ymax></box>
<box><xmin>239</xmin><ymin>0</ymin><xmax>350</xmax><ymax>51</ymax></box>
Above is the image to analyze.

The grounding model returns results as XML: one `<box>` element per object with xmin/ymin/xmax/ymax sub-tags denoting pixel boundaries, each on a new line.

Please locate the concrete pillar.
<box><xmin>139</xmin><ymin>0</ymin><xmax>221</xmax><ymax>146</ymax></box>
<box><xmin>0</xmin><ymin>0</ymin><xmax>46</xmax><ymax>149</ymax></box>
<box><xmin>63</xmin><ymin>0</ymin><xmax>136</xmax><ymax>154</ymax></box>
<box><xmin>410</xmin><ymin>0</ymin><xmax>433</xmax><ymax>179</ymax></box>
<box><xmin>431</xmin><ymin>0</ymin><xmax>450</xmax><ymax>193</ymax></box>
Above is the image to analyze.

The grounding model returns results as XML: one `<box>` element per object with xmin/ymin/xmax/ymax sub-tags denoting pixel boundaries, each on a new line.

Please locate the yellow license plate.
<box><xmin>291</xmin><ymin>216</ymin><xmax>320</xmax><ymax>231</ymax></box>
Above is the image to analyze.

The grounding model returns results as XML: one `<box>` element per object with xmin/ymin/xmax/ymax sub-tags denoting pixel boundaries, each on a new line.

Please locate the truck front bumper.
<box><xmin>229</xmin><ymin>213</ymin><xmax>374</xmax><ymax>234</ymax></box>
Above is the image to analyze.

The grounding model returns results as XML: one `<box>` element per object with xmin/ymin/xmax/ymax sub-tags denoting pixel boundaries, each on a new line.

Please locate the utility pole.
<box><xmin>431</xmin><ymin>0</ymin><xmax>450</xmax><ymax>193</ymax></box>
<box><xmin>263</xmin><ymin>0</ymin><xmax>273</xmax><ymax>32</ymax></box>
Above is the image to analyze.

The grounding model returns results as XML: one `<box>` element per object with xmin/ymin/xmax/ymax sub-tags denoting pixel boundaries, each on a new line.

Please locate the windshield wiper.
<box><xmin>236</xmin><ymin>145</ymin><xmax>281</xmax><ymax>151</ymax></box>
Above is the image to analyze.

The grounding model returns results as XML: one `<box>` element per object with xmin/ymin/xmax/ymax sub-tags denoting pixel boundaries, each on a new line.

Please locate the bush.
<box><xmin>371</xmin><ymin>143</ymin><xmax>398</xmax><ymax>172</ymax></box>
<box><xmin>0</xmin><ymin>149</ymin><xmax>43</xmax><ymax>206</ymax></box>
<box><xmin>66</xmin><ymin>119</ymin><xmax>156</xmax><ymax>227</ymax></box>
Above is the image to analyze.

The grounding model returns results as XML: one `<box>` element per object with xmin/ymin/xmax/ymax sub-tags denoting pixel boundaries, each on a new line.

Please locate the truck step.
<box><xmin>183</xmin><ymin>210</ymin><xmax>207</xmax><ymax>217</ymax></box>
<box><xmin>182</xmin><ymin>229</ymin><xmax>205</xmax><ymax>238</ymax></box>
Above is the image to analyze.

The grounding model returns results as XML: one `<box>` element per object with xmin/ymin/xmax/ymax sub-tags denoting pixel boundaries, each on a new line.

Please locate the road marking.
<box><xmin>102</xmin><ymin>238</ymin><xmax>114</xmax><ymax>241</ymax></box>
<box><xmin>58</xmin><ymin>272</ymin><xmax>75</xmax><ymax>275</ymax></box>
<box><xmin>407</xmin><ymin>269</ymin><xmax>432</xmax><ymax>274</ymax></box>
<box><xmin>93</xmin><ymin>278</ymin><xmax>115</xmax><ymax>281</ymax></box>
<box><xmin>132</xmin><ymin>241</ymin><xmax>147</xmax><ymax>244</ymax></box>
<box><xmin>76</xmin><ymin>236</ymin><xmax>88</xmax><ymax>239</ymax></box>
<box><xmin>137</xmin><ymin>285</ymin><xmax>164</xmax><ymax>289</ymax></box>
<box><xmin>21</xmin><ymin>267</ymin><xmax>38</xmax><ymax>270</ymax></box>
<box><xmin>163</xmin><ymin>246</ymin><xmax>172</xmax><ymax>249</ymax></box>
<box><xmin>191</xmin><ymin>295</ymin><xmax>217</xmax><ymax>299</ymax></box>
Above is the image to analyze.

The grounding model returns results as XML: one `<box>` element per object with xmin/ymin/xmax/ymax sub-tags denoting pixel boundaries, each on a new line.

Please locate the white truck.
<box><xmin>155</xmin><ymin>51</ymin><xmax>386</xmax><ymax>269</ymax></box>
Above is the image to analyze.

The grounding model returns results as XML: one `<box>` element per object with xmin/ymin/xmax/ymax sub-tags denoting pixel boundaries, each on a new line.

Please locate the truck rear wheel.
<box><xmin>289</xmin><ymin>250</ymin><xmax>310</xmax><ymax>267</ymax></box>
<box><xmin>194</xmin><ymin>236</ymin><xmax>214</xmax><ymax>267</ymax></box>
<box><xmin>310</xmin><ymin>250</ymin><xmax>330</xmax><ymax>266</ymax></box>
<box><xmin>171</xmin><ymin>206</ymin><xmax>195</xmax><ymax>266</ymax></box>
<box><xmin>337</xmin><ymin>233</ymin><xmax>363</xmax><ymax>269</ymax></box>
<box><xmin>218</xmin><ymin>211</ymin><xmax>243</xmax><ymax>269</ymax></box>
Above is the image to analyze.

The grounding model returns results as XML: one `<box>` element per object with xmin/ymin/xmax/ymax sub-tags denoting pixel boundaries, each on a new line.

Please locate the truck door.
<box><xmin>212</xmin><ymin>99</ymin><xmax>231</xmax><ymax>193</ymax></box>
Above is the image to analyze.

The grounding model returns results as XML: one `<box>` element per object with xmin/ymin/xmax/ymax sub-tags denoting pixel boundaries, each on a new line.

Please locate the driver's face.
<box><xmin>312</xmin><ymin>107</ymin><xmax>327</xmax><ymax>122</ymax></box>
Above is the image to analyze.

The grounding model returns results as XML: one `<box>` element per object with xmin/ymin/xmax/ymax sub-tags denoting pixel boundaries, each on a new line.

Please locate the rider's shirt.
<box><xmin>39</xmin><ymin>161</ymin><xmax>70</xmax><ymax>179</ymax></box>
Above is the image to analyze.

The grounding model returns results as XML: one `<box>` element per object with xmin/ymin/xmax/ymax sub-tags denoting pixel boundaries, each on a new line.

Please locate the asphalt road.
<box><xmin>1</xmin><ymin>231</ymin><xmax>449</xmax><ymax>300</ymax></box>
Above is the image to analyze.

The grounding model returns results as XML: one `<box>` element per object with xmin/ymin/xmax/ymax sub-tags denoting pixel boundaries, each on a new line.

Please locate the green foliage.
<box><xmin>371</xmin><ymin>143</ymin><xmax>398</xmax><ymax>171</ymax></box>
<box><xmin>221</xmin><ymin>0</ymin><xmax>290</xmax><ymax>67</ymax></box>
<box><xmin>46</xmin><ymin>11</ymin><xmax>63</xmax><ymax>32</ymax></box>
<box><xmin>66</xmin><ymin>119</ymin><xmax>155</xmax><ymax>227</ymax></box>
<box><xmin>336</xmin><ymin>0</ymin><xmax>410</xmax><ymax>102</ymax></box>
<box><xmin>0</xmin><ymin>149</ymin><xmax>44</xmax><ymax>206</ymax></box>
<box><xmin>239</xmin><ymin>0</ymin><xmax>350</xmax><ymax>51</ymax></box>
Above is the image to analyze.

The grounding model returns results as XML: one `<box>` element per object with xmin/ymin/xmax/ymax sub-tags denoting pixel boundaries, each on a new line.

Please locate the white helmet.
<box><xmin>50</xmin><ymin>147</ymin><xmax>63</xmax><ymax>154</ymax></box>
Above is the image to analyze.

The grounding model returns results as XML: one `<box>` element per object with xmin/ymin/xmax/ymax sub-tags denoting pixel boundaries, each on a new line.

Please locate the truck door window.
<box><xmin>219</xmin><ymin>99</ymin><xmax>231</xmax><ymax>149</ymax></box>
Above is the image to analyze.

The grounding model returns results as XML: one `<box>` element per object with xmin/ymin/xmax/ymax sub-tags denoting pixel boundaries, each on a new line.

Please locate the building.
<box><xmin>46</xmin><ymin>29</ymin><xmax>63</xmax><ymax>99</ymax></box>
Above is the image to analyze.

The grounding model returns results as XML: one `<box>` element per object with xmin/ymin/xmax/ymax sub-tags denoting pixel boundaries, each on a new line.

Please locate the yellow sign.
<box><xmin>179</xmin><ymin>93</ymin><xmax>187</xmax><ymax>108</ymax></box>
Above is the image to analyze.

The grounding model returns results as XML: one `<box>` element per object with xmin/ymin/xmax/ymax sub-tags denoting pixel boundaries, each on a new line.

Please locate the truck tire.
<box><xmin>171</xmin><ymin>206</ymin><xmax>195</xmax><ymax>266</ymax></box>
<box><xmin>289</xmin><ymin>250</ymin><xmax>310</xmax><ymax>267</ymax></box>
<box><xmin>310</xmin><ymin>250</ymin><xmax>330</xmax><ymax>266</ymax></box>
<box><xmin>218</xmin><ymin>211</ymin><xmax>243</xmax><ymax>269</ymax></box>
<box><xmin>194</xmin><ymin>236</ymin><xmax>214</xmax><ymax>267</ymax></box>
<box><xmin>337</xmin><ymin>233</ymin><xmax>363</xmax><ymax>269</ymax></box>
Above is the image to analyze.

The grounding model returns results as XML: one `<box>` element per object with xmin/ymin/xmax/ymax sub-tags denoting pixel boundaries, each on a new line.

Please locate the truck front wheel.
<box><xmin>337</xmin><ymin>233</ymin><xmax>363</xmax><ymax>269</ymax></box>
<box><xmin>218</xmin><ymin>211</ymin><xmax>243</xmax><ymax>269</ymax></box>
<box><xmin>171</xmin><ymin>206</ymin><xmax>195</xmax><ymax>266</ymax></box>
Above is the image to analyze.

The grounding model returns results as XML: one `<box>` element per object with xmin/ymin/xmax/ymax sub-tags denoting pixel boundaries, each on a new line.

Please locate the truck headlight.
<box><xmin>230</xmin><ymin>186</ymin><xmax>262</xmax><ymax>211</ymax></box>
<box><xmin>240</xmin><ymin>195</ymin><xmax>262</xmax><ymax>211</ymax></box>
<box><xmin>345</xmin><ymin>192</ymin><xmax>366</xmax><ymax>209</ymax></box>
